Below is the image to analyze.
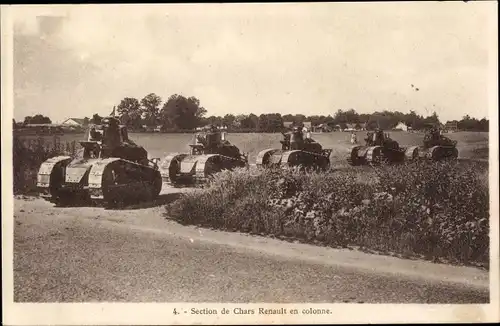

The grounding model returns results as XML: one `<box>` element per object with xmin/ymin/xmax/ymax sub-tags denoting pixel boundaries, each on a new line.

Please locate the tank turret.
<box><xmin>80</xmin><ymin>117</ymin><xmax>148</xmax><ymax>164</ymax></box>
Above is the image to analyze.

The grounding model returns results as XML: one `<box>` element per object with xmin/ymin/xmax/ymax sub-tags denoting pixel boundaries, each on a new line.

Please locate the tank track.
<box><xmin>365</xmin><ymin>146</ymin><xmax>383</xmax><ymax>165</ymax></box>
<box><xmin>161</xmin><ymin>153</ymin><xmax>247</xmax><ymax>187</ymax></box>
<box><xmin>192</xmin><ymin>155</ymin><xmax>247</xmax><ymax>186</ymax></box>
<box><xmin>347</xmin><ymin>146</ymin><xmax>361</xmax><ymax>166</ymax></box>
<box><xmin>37</xmin><ymin>156</ymin><xmax>73</xmax><ymax>202</ymax></box>
<box><xmin>258</xmin><ymin>149</ymin><xmax>330</xmax><ymax>170</ymax></box>
<box><xmin>404</xmin><ymin>146</ymin><xmax>420</xmax><ymax>161</ymax></box>
<box><xmin>88</xmin><ymin>158</ymin><xmax>162</xmax><ymax>206</ymax></box>
<box><xmin>159</xmin><ymin>153</ymin><xmax>187</xmax><ymax>186</ymax></box>
<box><xmin>425</xmin><ymin>146</ymin><xmax>458</xmax><ymax>161</ymax></box>
<box><xmin>255</xmin><ymin>149</ymin><xmax>280</xmax><ymax>167</ymax></box>
<box><xmin>37</xmin><ymin>157</ymin><xmax>161</xmax><ymax>207</ymax></box>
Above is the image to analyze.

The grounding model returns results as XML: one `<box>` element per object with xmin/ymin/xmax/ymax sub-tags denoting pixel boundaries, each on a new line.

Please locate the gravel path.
<box><xmin>12</xmin><ymin>194</ymin><xmax>489</xmax><ymax>303</ymax></box>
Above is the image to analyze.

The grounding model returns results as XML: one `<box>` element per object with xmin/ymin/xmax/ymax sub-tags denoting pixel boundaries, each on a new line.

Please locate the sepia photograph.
<box><xmin>2</xmin><ymin>2</ymin><xmax>499</xmax><ymax>324</ymax></box>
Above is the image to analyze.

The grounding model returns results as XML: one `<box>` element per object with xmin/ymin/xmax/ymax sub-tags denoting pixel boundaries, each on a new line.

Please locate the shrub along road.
<box><xmin>12</xmin><ymin>192</ymin><xmax>488</xmax><ymax>303</ymax></box>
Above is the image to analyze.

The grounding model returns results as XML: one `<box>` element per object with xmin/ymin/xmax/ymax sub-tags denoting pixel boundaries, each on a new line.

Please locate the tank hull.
<box><xmin>159</xmin><ymin>153</ymin><xmax>247</xmax><ymax>187</ymax></box>
<box><xmin>256</xmin><ymin>148</ymin><xmax>332</xmax><ymax>171</ymax></box>
<box><xmin>37</xmin><ymin>156</ymin><xmax>162</xmax><ymax>207</ymax></box>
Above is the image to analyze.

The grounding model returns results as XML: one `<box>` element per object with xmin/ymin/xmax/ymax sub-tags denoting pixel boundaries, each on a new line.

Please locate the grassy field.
<box><xmin>17</xmin><ymin>130</ymin><xmax>489</xmax><ymax>164</ymax></box>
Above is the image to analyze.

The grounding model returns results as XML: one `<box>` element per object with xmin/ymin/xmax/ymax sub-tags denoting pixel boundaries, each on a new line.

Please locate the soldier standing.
<box><xmin>350</xmin><ymin>131</ymin><xmax>358</xmax><ymax>144</ymax></box>
<box><xmin>289</xmin><ymin>126</ymin><xmax>303</xmax><ymax>150</ymax></box>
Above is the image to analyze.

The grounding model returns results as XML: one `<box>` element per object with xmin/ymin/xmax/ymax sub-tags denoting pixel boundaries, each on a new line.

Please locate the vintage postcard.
<box><xmin>2</xmin><ymin>2</ymin><xmax>499</xmax><ymax>325</ymax></box>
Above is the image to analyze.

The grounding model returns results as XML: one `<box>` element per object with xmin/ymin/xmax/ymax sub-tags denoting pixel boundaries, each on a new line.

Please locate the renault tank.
<box><xmin>404</xmin><ymin>126</ymin><xmax>458</xmax><ymax>161</ymax></box>
<box><xmin>159</xmin><ymin>125</ymin><xmax>248</xmax><ymax>186</ymax></box>
<box><xmin>347</xmin><ymin>129</ymin><xmax>413</xmax><ymax>165</ymax></box>
<box><xmin>37</xmin><ymin>116</ymin><xmax>162</xmax><ymax>207</ymax></box>
<box><xmin>256</xmin><ymin>126</ymin><xmax>332</xmax><ymax>171</ymax></box>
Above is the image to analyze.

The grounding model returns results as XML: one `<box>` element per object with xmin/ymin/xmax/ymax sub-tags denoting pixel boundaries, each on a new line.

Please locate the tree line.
<box><xmin>15</xmin><ymin>93</ymin><xmax>489</xmax><ymax>132</ymax></box>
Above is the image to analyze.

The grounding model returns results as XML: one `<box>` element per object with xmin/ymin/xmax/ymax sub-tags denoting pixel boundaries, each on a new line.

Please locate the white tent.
<box><xmin>393</xmin><ymin>122</ymin><xmax>408</xmax><ymax>131</ymax></box>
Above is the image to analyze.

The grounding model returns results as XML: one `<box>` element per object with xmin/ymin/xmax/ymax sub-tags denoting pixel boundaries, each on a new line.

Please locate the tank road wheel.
<box><xmin>50</xmin><ymin>187</ymin><xmax>72</xmax><ymax>207</ymax></box>
<box><xmin>151</xmin><ymin>171</ymin><xmax>162</xmax><ymax>199</ymax></box>
<box><xmin>256</xmin><ymin>149</ymin><xmax>279</xmax><ymax>168</ymax></box>
<box><xmin>430</xmin><ymin>146</ymin><xmax>442</xmax><ymax>161</ymax></box>
<box><xmin>47</xmin><ymin>165</ymin><xmax>74</xmax><ymax>207</ymax></box>
<box><xmin>368</xmin><ymin>147</ymin><xmax>383</xmax><ymax>166</ymax></box>
<box><xmin>145</xmin><ymin>170</ymin><xmax>162</xmax><ymax>201</ymax></box>
<box><xmin>282</xmin><ymin>151</ymin><xmax>301</xmax><ymax>171</ymax></box>
<box><xmin>450</xmin><ymin>147</ymin><xmax>459</xmax><ymax>160</ymax></box>
<box><xmin>318</xmin><ymin>157</ymin><xmax>330</xmax><ymax>172</ymax></box>
<box><xmin>380</xmin><ymin>150</ymin><xmax>391</xmax><ymax>165</ymax></box>
<box><xmin>404</xmin><ymin>146</ymin><xmax>419</xmax><ymax>162</ymax></box>
<box><xmin>347</xmin><ymin>147</ymin><xmax>360</xmax><ymax>166</ymax></box>
<box><xmin>168</xmin><ymin>157</ymin><xmax>182</xmax><ymax>187</ymax></box>
<box><xmin>204</xmin><ymin>156</ymin><xmax>223</xmax><ymax>181</ymax></box>
<box><xmin>101</xmin><ymin>165</ymin><xmax>123</xmax><ymax>208</ymax></box>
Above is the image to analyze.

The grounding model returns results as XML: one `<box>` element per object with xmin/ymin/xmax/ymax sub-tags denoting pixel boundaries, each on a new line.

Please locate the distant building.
<box><xmin>61</xmin><ymin>118</ymin><xmax>86</xmax><ymax>127</ymax></box>
<box><xmin>283</xmin><ymin>121</ymin><xmax>294</xmax><ymax>129</ymax></box>
<box><xmin>393</xmin><ymin>122</ymin><xmax>409</xmax><ymax>131</ymax></box>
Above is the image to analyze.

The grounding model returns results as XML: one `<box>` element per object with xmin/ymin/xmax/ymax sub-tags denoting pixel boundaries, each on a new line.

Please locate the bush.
<box><xmin>166</xmin><ymin>161</ymin><xmax>489</xmax><ymax>268</ymax></box>
<box><xmin>166</xmin><ymin>168</ymin><xmax>288</xmax><ymax>235</ymax></box>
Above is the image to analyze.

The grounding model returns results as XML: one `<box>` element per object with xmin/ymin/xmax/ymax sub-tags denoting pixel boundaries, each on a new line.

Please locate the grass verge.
<box><xmin>166</xmin><ymin>160</ymin><xmax>489</xmax><ymax>269</ymax></box>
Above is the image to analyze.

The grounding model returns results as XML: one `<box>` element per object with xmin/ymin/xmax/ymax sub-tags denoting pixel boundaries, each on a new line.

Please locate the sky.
<box><xmin>10</xmin><ymin>3</ymin><xmax>497</xmax><ymax>123</ymax></box>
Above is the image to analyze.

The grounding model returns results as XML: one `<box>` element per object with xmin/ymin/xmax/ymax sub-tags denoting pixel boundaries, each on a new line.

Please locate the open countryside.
<box><xmin>16</xmin><ymin>130</ymin><xmax>489</xmax><ymax>164</ymax></box>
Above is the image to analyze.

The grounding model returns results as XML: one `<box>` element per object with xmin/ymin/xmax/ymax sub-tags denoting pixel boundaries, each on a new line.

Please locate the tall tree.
<box><xmin>23</xmin><ymin>114</ymin><xmax>52</xmax><ymax>124</ymax></box>
<box><xmin>257</xmin><ymin>113</ymin><xmax>283</xmax><ymax>132</ymax></box>
<box><xmin>424</xmin><ymin>111</ymin><xmax>440</xmax><ymax>125</ymax></box>
<box><xmin>203</xmin><ymin>115</ymin><xmax>223</xmax><ymax>127</ymax></box>
<box><xmin>478</xmin><ymin>118</ymin><xmax>489</xmax><ymax>131</ymax></box>
<box><xmin>159</xmin><ymin>94</ymin><xmax>207</xmax><ymax>130</ymax></box>
<box><xmin>234</xmin><ymin>114</ymin><xmax>248</xmax><ymax>128</ymax></box>
<box><xmin>366</xmin><ymin>111</ymin><xmax>395</xmax><ymax>130</ymax></box>
<box><xmin>117</xmin><ymin>97</ymin><xmax>142</xmax><ymax>128</ymax></box>
<box><xmin>222</xmin><ymin>114</ymin><xmax>236</xmax><ymax>128</ymax></box>
<box><xmin>240</xmin><ymin>113</ymin><xmax>259</xmax><ymax>130</ymax></box>
<box><xmin>140</xmin><ymin>93</ymin><xmax>162</xmax><ymax>127</ymax></box>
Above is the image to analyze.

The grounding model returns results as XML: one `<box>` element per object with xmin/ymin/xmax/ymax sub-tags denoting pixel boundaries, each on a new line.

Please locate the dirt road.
<box><xmin>12</xmin><ymin>190</ymin><xmax>489</xmax><ymax>303</ymax></box>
